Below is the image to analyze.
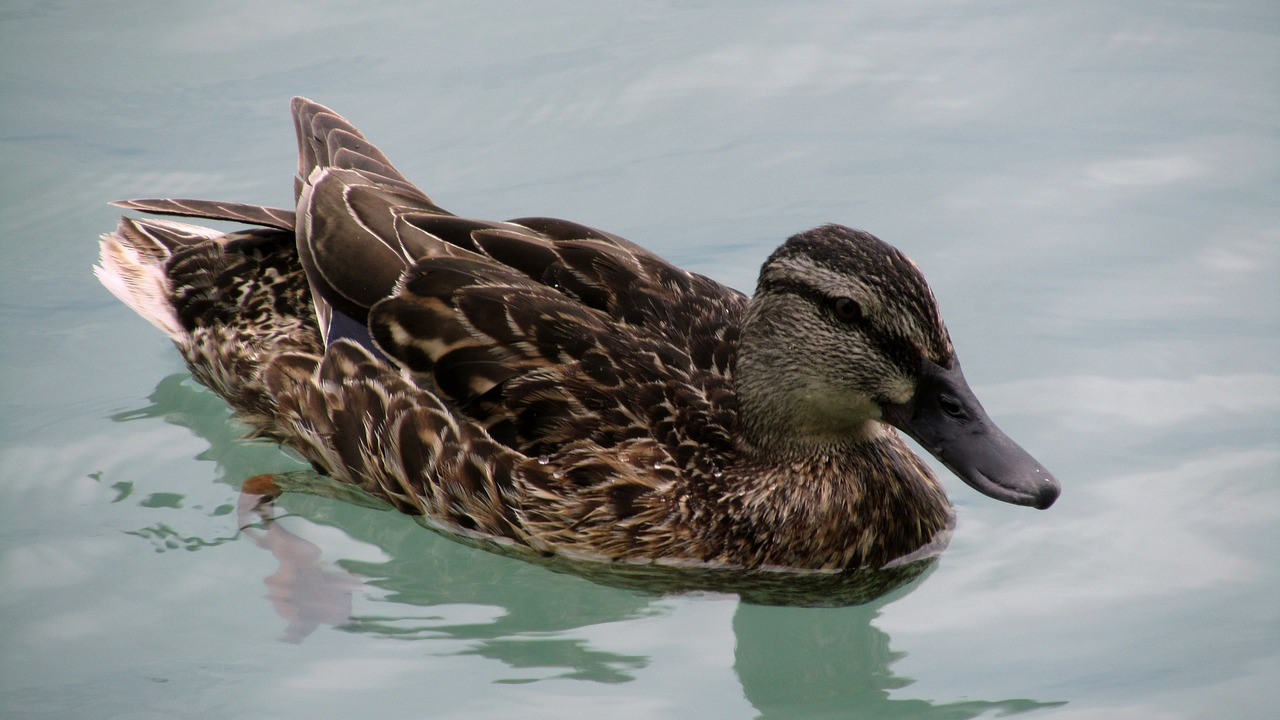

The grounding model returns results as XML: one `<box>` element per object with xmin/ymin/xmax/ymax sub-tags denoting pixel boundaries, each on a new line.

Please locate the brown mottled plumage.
<box><xmin>96</xmin><ymin>98</ymin><xmax>1058</xmax><ymax>577</ymax></box>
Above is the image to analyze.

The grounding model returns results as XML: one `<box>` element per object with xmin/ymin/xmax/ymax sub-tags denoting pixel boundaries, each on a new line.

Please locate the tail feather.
<box><xmin>94</xmin><ymin>216</ymin><xmax>214</xmax><ymax>339</ymax></box>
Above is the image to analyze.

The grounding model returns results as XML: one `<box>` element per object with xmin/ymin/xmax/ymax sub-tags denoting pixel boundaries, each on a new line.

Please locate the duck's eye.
<box><xmin>939</xmin><ymin>394</ymin><xmax>967</xmax><ymax>420</ymax></box>
<box><xmin>830</xmin><ymin>297</ymin><xmax>863</xmax><ymax>323</ymax></box>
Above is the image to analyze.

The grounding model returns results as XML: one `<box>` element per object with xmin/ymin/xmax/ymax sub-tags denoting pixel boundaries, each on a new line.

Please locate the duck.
<box><xmin>96</xmin><ymin>97</ymin><xmax>1059</xmax><ymax>573</ymax></box>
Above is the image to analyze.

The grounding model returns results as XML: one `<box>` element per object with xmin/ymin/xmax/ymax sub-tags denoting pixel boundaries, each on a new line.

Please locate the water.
<box><xmin>2</xmin><ymin>2</ymin><xmax>1277</xmax><ymax>718</ymax></box>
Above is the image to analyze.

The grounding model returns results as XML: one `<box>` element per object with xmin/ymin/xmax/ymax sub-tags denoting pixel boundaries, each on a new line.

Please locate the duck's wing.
<box><xmin>282</xmin><ymin>99</ymin><xmax>750</xmax><ymax>548</ymax></box>
<box><xmin>282</xmin><ymin>98</ymin><xmax>749</xmax><ymax>454</ymax></box>
<box><xmin>290</xmin><ymin>98</ymin><xmax>746</xmax><ymax>359</ymax></box>
<box><xmin>370</xmin><ymin>246</ymin><xmax>744</xmax><ymax>454</ymax></box>
<box><xmin>114</xmin><ymin>97</ymin><xmax>748</xmax><ymax>468</ymax></box>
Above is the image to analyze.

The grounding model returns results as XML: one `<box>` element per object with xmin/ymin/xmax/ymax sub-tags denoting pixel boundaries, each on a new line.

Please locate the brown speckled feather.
<box><xmin>95</xmin><ymin>97</ymin><xmax>1061</xmax><ymax>575</ymax></box>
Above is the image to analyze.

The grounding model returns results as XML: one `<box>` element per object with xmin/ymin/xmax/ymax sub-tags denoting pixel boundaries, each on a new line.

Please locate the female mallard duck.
<box><xmin>97</xmin><ymin>98</ymin><xmax>1058</xmax><ymax>573</ymax></box>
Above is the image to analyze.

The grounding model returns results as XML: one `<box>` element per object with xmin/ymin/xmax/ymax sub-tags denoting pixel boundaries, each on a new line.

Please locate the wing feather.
<box><xmin>111</xmin><ymin>198</ymin><xmax>296</xmax><ymax>231</ymax></box>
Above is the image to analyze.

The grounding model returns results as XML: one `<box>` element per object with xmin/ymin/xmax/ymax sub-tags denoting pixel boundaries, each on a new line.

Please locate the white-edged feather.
<box><xmin>94</xmin><ymin>229</ymin><xmax>186</xmax><ymax>340</ymax></box>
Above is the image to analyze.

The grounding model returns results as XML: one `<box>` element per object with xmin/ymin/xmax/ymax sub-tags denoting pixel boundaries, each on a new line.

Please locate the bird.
<box><xmin>96</xmin><ymin>97</ymin><xmax>1059</xmax><ymax>574</ymax></box>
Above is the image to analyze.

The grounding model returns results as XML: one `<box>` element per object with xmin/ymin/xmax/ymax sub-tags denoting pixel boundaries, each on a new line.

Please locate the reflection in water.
<box><xmin>734</xmin><ymin>604</ymin><xmax>1060</xmax><ymax>718</ymax></box>
<box><xmin>238</xmin><ymin>492</ymin><xmax>364</xmax><ymax>644</ymax></box>
<box><xmin>110</xmin><ymin>373</ymin><xmax>1062</xmax><ymax>714</ymax></box>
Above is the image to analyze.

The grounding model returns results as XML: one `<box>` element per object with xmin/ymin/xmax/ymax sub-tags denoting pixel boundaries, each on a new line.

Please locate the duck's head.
<box><xmin>736</xmin><ymin>224</ymin><xmax>1059</xmax><ymax>509</ymax></box>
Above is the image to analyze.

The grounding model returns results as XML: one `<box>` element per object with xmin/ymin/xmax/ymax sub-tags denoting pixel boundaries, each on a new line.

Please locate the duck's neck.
<box><xmin>721</xmin><ymin>303</ymin><xmax>953</xmax><ymax>569</ymax></box>
<box><xmin>705</xmin><ymin>431</ymin><xmax>954</xmax><ymax>571</ymax></box>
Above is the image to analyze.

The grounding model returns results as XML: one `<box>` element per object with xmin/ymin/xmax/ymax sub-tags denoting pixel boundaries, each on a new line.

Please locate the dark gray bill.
<box><xmin>882</xmin><ymin>356</ymin><xmax>1060</xmax><ymax>509</ymax></box>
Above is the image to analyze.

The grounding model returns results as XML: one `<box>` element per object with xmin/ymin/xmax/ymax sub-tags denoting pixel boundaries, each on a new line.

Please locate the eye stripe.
<box><xmin>759</xmin><ymin>276</ymin><xmax>919</xmax><ymax>376</ymax></box>
<box><xmin>759</xmin><ymin>277</ymin><xmax>867</xmax><ymax>326</ymax></box>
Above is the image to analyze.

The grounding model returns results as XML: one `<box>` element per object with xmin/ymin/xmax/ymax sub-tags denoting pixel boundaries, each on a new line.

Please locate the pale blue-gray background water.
<box><xmin>2</xmin><ymin>2</ymin><xmax>1277</xmax><ymax>718</ymax></box>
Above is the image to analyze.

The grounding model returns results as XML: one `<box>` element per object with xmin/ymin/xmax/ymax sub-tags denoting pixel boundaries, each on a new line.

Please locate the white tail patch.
<box><xmin>94</xmin><ymin>232</ymin><xmax>186</xmax><ymax>340</ymax></box>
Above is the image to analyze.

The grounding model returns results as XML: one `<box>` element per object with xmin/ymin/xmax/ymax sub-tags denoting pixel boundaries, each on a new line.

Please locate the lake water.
<box><xmin>2</xmin><ymin>2</ymin><xmax>1277</xmax><ymax>718</ymax></box>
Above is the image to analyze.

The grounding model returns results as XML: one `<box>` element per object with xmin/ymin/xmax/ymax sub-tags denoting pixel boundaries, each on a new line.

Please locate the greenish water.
<box><xmin>2</xmin><ymin>2</ymin><xmax>1277</xmax><ymax>718</ymax></box>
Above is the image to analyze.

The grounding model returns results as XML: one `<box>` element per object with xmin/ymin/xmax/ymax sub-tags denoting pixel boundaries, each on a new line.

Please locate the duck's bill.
<box><xmin>882</xmin><ymin>357</ymin><xmax>1060</xmax><ymax>509</ymax></box>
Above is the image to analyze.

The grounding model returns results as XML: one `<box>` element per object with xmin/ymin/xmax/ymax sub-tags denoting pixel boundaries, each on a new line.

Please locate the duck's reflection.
<box><xmin>114</xmin><ymin>374</ymin><xmax>1061</xmax><ymax>715</ymax></box>
<box><xmin>733</xmin><ymin>603</ymin><xmax>1057</xmax><ymax>718</ymax></box>
<box><xmin>237</xmin><ymin>491</ymin><xmax>363</xmax><ymax>644</ymax></box>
